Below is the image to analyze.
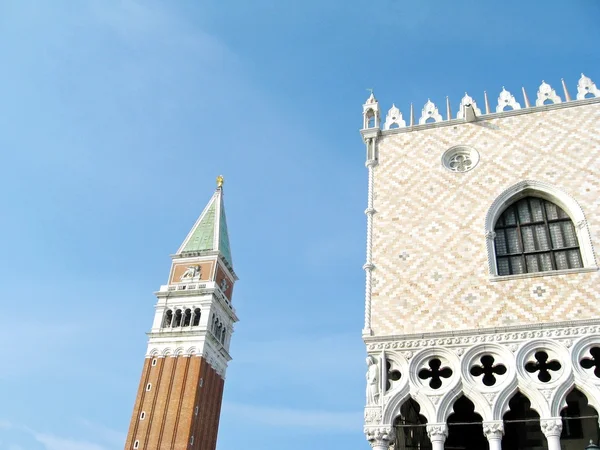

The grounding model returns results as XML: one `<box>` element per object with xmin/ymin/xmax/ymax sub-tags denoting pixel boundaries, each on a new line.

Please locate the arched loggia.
<box><xmin>560</xmin><ymin>388</ymin><xmax>600</xmax><ymax>450</ymax></box>
<box><xmin>502</xmin><ymin>392</ymin><xmax>544</xmax><ymax>450</ymax></box>
<box><xmin>393</xmin><ymin>398</ymin><xmax>430</xmax><ymax>450</ymax></box>
<box><xmin>445</xmin><ymin>395</ymin><xmax>487</xmax><ymax>450</ymax></box>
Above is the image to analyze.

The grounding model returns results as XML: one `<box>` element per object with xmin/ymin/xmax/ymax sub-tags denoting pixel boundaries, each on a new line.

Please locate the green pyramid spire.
<box><xmin>177</xmin><ymin>178</ymin><xmax>233</xmax><ymax>268</ymax></box>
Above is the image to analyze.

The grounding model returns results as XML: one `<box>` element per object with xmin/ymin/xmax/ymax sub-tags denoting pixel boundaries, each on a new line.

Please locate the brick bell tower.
<box><xmin>124</xmin><ymin>175</ymin><xmax>238</xmax><ymax>450</ymax></box>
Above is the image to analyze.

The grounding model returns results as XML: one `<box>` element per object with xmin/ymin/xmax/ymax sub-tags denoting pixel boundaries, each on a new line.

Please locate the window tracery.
<box><xmin>494</xmin><ymin>197</ymin><xmax>583</xmax><ymax>276</ymax></box>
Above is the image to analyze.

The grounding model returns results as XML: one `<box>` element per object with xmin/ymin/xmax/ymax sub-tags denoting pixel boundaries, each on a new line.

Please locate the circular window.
<box><xmin>442</xmin><ymin>146</ymin><xmax>479</xmax><ymax>173</ymax></box>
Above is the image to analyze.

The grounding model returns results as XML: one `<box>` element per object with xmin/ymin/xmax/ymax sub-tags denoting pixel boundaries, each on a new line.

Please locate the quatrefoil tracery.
<box><xmin>580</xmin><ymin>347</ymin><xmax>600</xmax><ymax>378</ymax></box>
<box><xmin>418</xmin><ymin>358</ymin><xmax>453</xmax><ymax>389</ymax></box>
<box><xmin>525</xmin><ymin>351</ymin><xmax>561</xmax><ymax>382</ymax></box>
<box><xmin>470</xmin><ymin>355</ymin><xmax>507</xmax><ymax>386</ymax></box>
<box><xmin>385</xmin><ymin>360</ymin><xmax>401</xmax><ymax>391</ymax></box>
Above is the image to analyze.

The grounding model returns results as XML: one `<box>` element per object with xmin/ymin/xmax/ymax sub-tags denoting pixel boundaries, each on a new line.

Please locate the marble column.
<box><xmin>483</xmin><ymin>420</ymin><xmax>504</xmax><ymax>450</ymax></box>
<box><xmin>541</xmin><ymin>418</ymin><xmax>563</xmax><ymax>450</ymax></box>
<box><xmin>426</xmin><ymin>423</ymin><xmax>448</xmax><ymax>450</ymax></box>
<box><xmin>365</xmin><ymin>426</ymin><xmax>394</xmax><ymax>450</ymax></box>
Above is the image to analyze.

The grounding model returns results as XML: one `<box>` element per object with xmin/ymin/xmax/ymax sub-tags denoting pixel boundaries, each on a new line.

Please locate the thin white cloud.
<box><xmin>33</xmin><ymin>433</ymin><xmax>107</xmax><ymax>450</ymax></box>
<box><xmin>0</xmin><ymin>420</ymin><xmax>117</xmax><ymax>450</ymax></box>
<box><xmin>223</xmin><ymin>402</ymin><xmax>362</xmax><ymax>432</ymax></box>
<box><xmin>78</xmin><ymin>418</ymin><xmax>125</xmax><ymax>448</ymax></box>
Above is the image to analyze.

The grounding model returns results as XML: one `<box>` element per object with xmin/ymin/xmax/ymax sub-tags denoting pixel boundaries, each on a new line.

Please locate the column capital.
<box><xmin>365</xmin><ymin>426</ymin><xmax>394</xmax><ymax>449</ymax></box>
<box><xmin>483</xmin><ymin>420</ymin><xmax>504</xmax><ymax>439</ymax></box>
<box><xmin>426</xmin><ymin>423</ymin><xmax>448</xmax><ymax>442</ymax></box>
<box><xmin>540</xmin><ymin>418</ymin><xmax>563</xmax><ymax>438</ymax></box>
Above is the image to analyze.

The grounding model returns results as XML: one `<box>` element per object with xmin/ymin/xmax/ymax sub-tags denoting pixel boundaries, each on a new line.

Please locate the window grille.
<box><xmin>494</xmin><ymin>197</ymin><xmax>582</xmax><ymax>276</ymax></box>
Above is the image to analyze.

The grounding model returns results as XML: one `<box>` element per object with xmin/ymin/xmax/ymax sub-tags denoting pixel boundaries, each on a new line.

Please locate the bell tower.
<box><xmin>124</xmin><ymin>176</ymin><xmax>238</xmax><ymax>450</ymax></box>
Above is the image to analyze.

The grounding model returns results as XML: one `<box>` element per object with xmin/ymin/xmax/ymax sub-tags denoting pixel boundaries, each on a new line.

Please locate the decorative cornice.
<box><xmin>365</xmin><ymin>318</ymin><xmax>600</xmax><ymax>349</ymax></box>
<box><xmin>378</xmin><ymin>96</ymin><xmax>600</xmax><ymax>135</ymax></box>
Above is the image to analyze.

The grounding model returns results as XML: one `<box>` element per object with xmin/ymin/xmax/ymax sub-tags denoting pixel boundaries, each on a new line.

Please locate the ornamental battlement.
<box><xmin>361</xmin><ymin>73</ymin><xmax>600</xmax><ymax>133</ymax></box>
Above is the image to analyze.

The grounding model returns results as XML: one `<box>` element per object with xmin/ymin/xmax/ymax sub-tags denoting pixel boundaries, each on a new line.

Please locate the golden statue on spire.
<box><xmin>216</xmin><ymin>175</ymin><xmax>224</xmax><ymax>188</ymax></box>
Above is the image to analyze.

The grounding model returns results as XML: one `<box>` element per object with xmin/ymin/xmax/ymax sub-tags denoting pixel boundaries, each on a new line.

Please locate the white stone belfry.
<box><xmin>496</xmin><ymin>87</ymin><xmax>521</xmax><ymax>112</ymax></box>
<box><xmin>363</xmin><ymin>92</ymin><xmax>381</xmax><ymax>130</ymax></box>
<box><xmin>383</xmin><ymin>104</ymin><xmax>406</xmax><ymax>130</ymax></box>
<box><xmin>456</xmin><ymin>93</ymin><xmax>482</xmax><ymax>119</ymax></box>
<box><xmin>536</xmin><ymin>81</ymin><xmax>562</xmax><ymax>106</ymax></box>
<box><xmin>577</xmin><ymin>73</ymin><xmax>600</xmax><ymax>100</ymax></box>
<box><xmin>419</xmin><ymin>99</ymin><xmax>443</xmax><ymax>124</ymax></box>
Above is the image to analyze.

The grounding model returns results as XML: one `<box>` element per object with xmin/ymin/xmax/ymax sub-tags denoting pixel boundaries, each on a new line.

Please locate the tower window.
<box><xmin>162</xmin><ymin>309</ymin><xmax>173</xmax><ymax>328</ymax></box>
<box><xmin>134</xmin><ymin>440</ymin><xmax>140</xmax><ymax>449</ymax></box>
<box><xmin>140</xmin><ymin>411</ymin><xmax>146</xmax><ymax>420</ymax></box>
<box><xmin>192</xmin><ymin>308</ymin><xmax>201</xmax><ymax>326</ymax></box>
<box><xmin>199</xmin><ymin>378</ymin><xmax>204</xmax><ymax>387</ymax></box>
<box><xmin>183</xmin><ymin>308</ymin><xmax>192</xmax><ymax>327</ymax></box>
<box><xmin>146</xmin><ymin>383</ymin><xmax>152</xmax><ymax>391</ymax></box>
<box><xmin>195</xmin><ymin>405</ymin><xmax>199</xmax><ymax>415</ymax></box>
<box><xmin>151</xmin><ymin>358</ymin><xmax>157</xmax><ymax>367</ymax></box>
<box><xmin>190</xmin><ymin>436</ymin><xmax>194</xmax><ymax>445</ymax></box>
<box><xmin>494</xmin><ymin>197</ymin><xmax>582</xmax><ymax>276</ymax></box>
<box><xmin>174</xmin><ymin>309</ymin><xmax>182</xmax><ymax>327</ymax></box>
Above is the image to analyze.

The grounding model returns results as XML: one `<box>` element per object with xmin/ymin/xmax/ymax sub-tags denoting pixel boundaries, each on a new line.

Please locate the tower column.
<box><xmin>426</xmin><ymin>423</ymin><xmax>448</xmax><ymax>450</ymax></box>
<box><xmin>541</xmin><ymin>418</ymin><xmax>563</xmax><ymax>450</ymax></box>
<box><xmin>365</xmin><ymin>427</ymin><xmax>394</xmax><ymax>450</ymax></box>
<box><xmin>483</xmin><ymin>420</ymin><xmax>504</xmax><ymax>450</ymax></box>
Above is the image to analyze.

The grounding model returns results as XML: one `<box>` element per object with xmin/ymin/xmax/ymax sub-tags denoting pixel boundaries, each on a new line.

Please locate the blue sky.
<box><xmin>0</xmin><ymin>1</ymin><xmax>598</xmax><ymax>449</ymax></box>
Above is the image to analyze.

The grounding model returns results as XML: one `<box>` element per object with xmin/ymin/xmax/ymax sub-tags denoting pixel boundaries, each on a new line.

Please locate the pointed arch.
<box><xmin>383</xmin><ymin>389</ymin><xmax>437</xmax><ymax>425</ymax></box>
<box><xmin>494</xmin><ymin>386</ymin><xmax>550</xmax><ymax>419</ymax></box>
<box><xmin>438</xmin><ymin>386</ymin><xmax>492</xmax><ymax>422</ymax></box>
<box><xmin>485</xmin><ymin>180</ymin><xmax>597</xmax><ymax>276</ymax></box>
<box><xmin>552</xmin><ymin>381</ymin><xmax>600</xmax><ymax>417</ymax></box>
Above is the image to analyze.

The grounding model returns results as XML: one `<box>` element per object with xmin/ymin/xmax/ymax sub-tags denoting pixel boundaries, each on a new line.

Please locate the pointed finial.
<box><xmin>446</xmin><ymin>96</ymin><xmax>452</xmax><ymax>120</ymax></box>
<box><xmin>216</xmin><ymin>175</ymin><xmax>224</xmax><ymax>188</ymax></box>
<box><xmin>522</xmin><ymin>86</ymin><xmax>531</xmax><ymax>108</ymax></box>
<box><xmin>409</xmin><ymin>103</ymin><xmax>414</xmax><ymax>127</ymax></box>
<box><xmin>561</xmin><ymin>78</ymin><xmax>572</xmax><ymax>101</ymax></box>
<box><xmin>484</xmin><ymin>91</ymin><xmax>491</xmax><ymax>114</ymax></box>
<box><xmin>367</xmin><ymin>88</ymin><xmax>373</xmax><ymax>95</ymax></box>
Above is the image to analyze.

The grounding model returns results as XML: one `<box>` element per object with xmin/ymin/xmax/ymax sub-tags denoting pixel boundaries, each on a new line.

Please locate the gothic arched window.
<box><xmin>494</xmin><ymin>196</ymin><xmax>583</xmax><ymax>276</ymax></box>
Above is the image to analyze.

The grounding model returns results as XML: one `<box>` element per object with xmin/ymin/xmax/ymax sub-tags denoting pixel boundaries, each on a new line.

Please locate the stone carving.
<box><xmin>426</xmin><ymin>423</ymin><xmax>448</xmax><ymax>440</ymax></box>
<box><xmin>384</xmin><ymin>104</ymin><xmax>407</xmax><ymax>130</ymax></box>
<box><xmin>496</xmin><ymin>87</ymin><xmax>522</xmax><ymax>112</ymax></box>
<box><xmin>483</xmin><ymin>421</ymin><xmax>504</xmax><ymax>439</ymax></box>
<box><xmin>540</xmin><ymin>418</ymin><xmax>563</xmax><ymax>437</ymax></box>
<box><xmin>364</xmin><ymin>407</ymin><xmax>382</xmax><ymax>425</ymax></box>
<box><xmin>419</xmin><ymin>99</ymin><xmax>443</xmax><ymax>124</ymax></box>
<box><xmin>180</xmin><ymin>265</ymin><xmax>201</xmax><ymax>281</ymax></box>
<box><xmin>442</xmin><ymin>146</ymin><xmax>480</xmax><ymax>173</ymax></box>
<box><xmin>220</xmin><ymin>278</ymin><xmax>230</xmax><ymax>292</ymax></box>
<box><xmin>366</xmin><ymin>356</ymin><xmax>380</xmax><ymax>405</ymax></box>
<box><xmin>536</xmin><ymin>81</ymin><xmax>562</xmax><ymax>106</ymax></box>
<box><xmin>456</xmin><ymin>93</ymin><xmax>482</xmax><ymax>119</ymax></box>
<box><xmin>366</xmin><ymin>322</ymin><xmax>600</xmax><ymax>352</ymax></box>
<box><xmin>577</xmin><ymin>74</ymin><xmax>600</xmax><ymax>100</ymax></box>
<box><xmin>365</xmin><ymin>427</ymin><xmax>395</xmax><ymax>444</ymax></box>
<box><xmin>485</xmin><ymin>230</ymin><xmax>496</xmax><ymax>240</ymax></box>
